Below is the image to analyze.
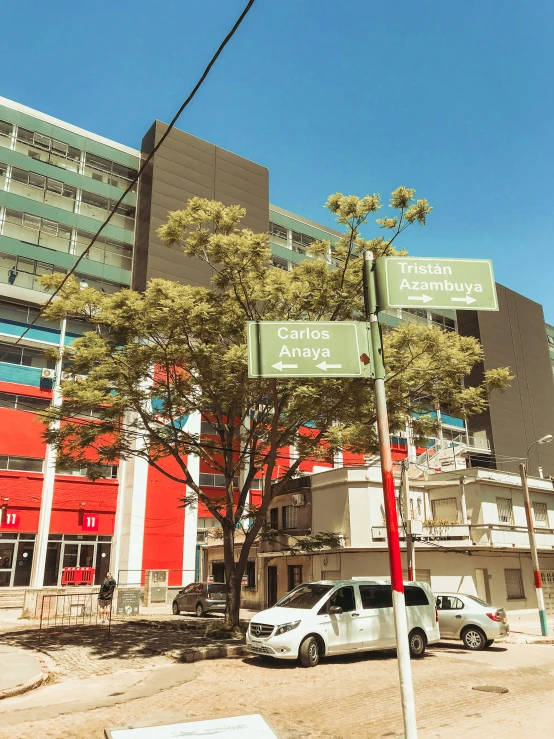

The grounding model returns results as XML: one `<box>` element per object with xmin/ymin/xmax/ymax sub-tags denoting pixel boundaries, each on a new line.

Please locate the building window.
<box><xmin>8</xmin><ymin>165</ymin><xmax>77</xmax><ymax>211</ymax></box>
<box><xmin>2</xmin><ymin>208</ymin><xmax>72</xmax><ymax>254</ymax></box>
<box><xmin>271</xmin><ymin>256</ymin><xmax>290</xmax><ymax>271</ymax></box>
<box><xmin>14</xmin><ymin>126</ymin><xmax>81</xmax><ymax>173</ymax></box>
<box><xmin>0</xmin><ymin>341</ymin><xmax>54</xmax><ymax>370</ymax></box>
<box><xmin>0</xmin><ymin>392</ymin><xmax>49</xmax><ymax>412</ymax></box>
<box><xmin>0</xmin><ymin>119</ymin><xmax>14</xmax><ymax>141</ymax></box>
<box><xmin>533</xmin><ymin>502</ymin><xmax>548</xmax><ymax>527</ymax></box>
<box><xmin>288</xmin><ymin>564</ymin><xmax>303</xmax><ymax>591</ymax></box>
<box><xmin>269</xmin><ymin>507</ymin><xmax>279</xmax><ymax>529</ymax></box>
<box><xmin>269</xmin><ymin>221</ymin><xmax>288</xmax><ymax>241</ymax></box>
<box><xmin>431</xmin><ymin>498</ymin><xmax>459</xmax><ymax>523</ymax></box>
<box><xmin>282</xmin><ymin>505</ymin><xmax>297</xmax><ymax>530</ymax></box>
<box><xmin>497</xmin><ymin>498</ymin><xmax>514</xmax><ymax>525</ymax></box>
<box><xmin>74</xmin><ymin>229</ymin><xmax>133</xmax><ymax>270</ymax></box>
<box><xmin>199</xmin><ymin>473</ymin><xmax>239</xmax><ymax>488</ymax></box>
<box><xmin>83</xmin><ymin>153</ymin><xmax>138</xmax><ymax>192</ymax></box>
<box><xmin>402</xmin><ymin>568</ymin><xmax>431</xmax><ymax>585</ymax></box>
<box><xmin>504</xmin><ymin>568</ymin><xmax>525</xmax><ymax>600</ymax></box>
<box><xmin>200</xmin><ymin>420</ymin><xmax>218</xmax><ymax>435</ymax></box>
<box><xmin>212</xmin><ymin>561</ymin><xmax>225</xmax><ymax>583</ymax></box>
<box><xmin>245</xmin><ymin>560</ymin><xmax>256</xmax><ymax>589</ymax></box>
<box><xmin>250</xmin><ymin>478</ymin><xmax>263</xmax><ymax>490</ymax></box>
<box><xmin>0</xmin><ymin>455</ymin><xmax>43</xmax><ymax>472</ymax></box>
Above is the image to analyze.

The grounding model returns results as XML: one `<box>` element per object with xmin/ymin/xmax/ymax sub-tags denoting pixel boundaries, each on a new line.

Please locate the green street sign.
<box><xmin>376</xmin><ymin>257</ymin><xmax>498</xmax><ymax>311</ymax></box>
<box><xmin>247</xmin><ymin>321</ymin><xmax>374</xmax><ymax>378</ymax></box>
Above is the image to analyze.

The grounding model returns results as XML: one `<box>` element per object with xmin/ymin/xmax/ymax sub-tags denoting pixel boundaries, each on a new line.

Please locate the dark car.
<box><xmin>172</xmin><ymin>582</ymin><xmax>227</xmax><ymax>617</ymax></box>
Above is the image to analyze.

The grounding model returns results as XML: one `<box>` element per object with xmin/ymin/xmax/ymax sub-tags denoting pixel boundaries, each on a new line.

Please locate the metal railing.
<box><xmin>37</xmin><ymin>591</ymin><xmax>112</xmax><ymax>644</ymax></box>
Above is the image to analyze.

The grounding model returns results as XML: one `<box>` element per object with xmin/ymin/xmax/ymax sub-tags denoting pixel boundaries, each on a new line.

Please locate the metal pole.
<box><xmin>519</xmin><ymin>463</ymin><xmax>548</xmax><ymax>636</ymax></box>
<box><xmin>30</xmin><ymin>316</ymin><xmax>67</xmax><ymax>589</ymax></box>
<box><xmin>402</xmin><ymin>461</ymin><xmax>415</xmax><ymax>581</ymax></box>
<box><xmin>364</xmin><ymin>251</ymin><xmax>418</xmax><ymax>738</ymax></box>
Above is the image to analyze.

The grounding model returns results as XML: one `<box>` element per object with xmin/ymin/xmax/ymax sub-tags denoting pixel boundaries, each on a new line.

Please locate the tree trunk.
<box><xmin>222</xmin><ymin>522</ymin><xmax>242</xmax><ymax>629</ymax></box>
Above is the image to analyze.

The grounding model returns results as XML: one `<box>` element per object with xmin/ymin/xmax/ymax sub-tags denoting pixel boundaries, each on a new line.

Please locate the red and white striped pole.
<box><xmin>364</xmin><ymin>251</ymin><xmax>418</xmax><ymax>738</ymax></box>
<box><xmin>519</xmin><ymin>463</ymin><xmax>548</xmax><ymax>636</ymax></box>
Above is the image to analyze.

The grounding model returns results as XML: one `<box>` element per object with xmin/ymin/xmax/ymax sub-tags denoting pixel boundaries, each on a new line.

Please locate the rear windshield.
<box><xmin>276</xmin><ymin>584</ymin><xmax>333</xmax><ymax>609</ymax></box>
<box><xmin>208</xmin><ymin>584</ymin><xmax>226</xmax><ymax>597</ymax></box>
<box><xmin>464</xmin><ymin>594</ymin><xmax>491</xmax><ymax>608</ymax></box>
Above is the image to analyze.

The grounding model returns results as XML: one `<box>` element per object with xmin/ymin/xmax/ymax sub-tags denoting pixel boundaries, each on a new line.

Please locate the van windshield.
<box><xmin>276</xmin><ymin>584</ymin><xmax>333</xmax><ymax>609</ymax></box>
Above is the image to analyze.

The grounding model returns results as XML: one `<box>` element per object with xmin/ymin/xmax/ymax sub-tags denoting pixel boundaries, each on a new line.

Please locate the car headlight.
<box><xmin>275</xmin><ymin>621</ymin><xmax>301</xmax><ymax>636</ymax></box>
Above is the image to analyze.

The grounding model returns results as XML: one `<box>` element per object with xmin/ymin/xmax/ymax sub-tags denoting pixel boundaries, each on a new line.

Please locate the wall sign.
<box><xmin>0</xmin><ymin>511</ymin><xmax>19</xmax><ymax>528</ymax></box>
<box><xmin>82</xmin><ymin>514</ymin><xmax>99</xmax><ymax>532</ymax></box>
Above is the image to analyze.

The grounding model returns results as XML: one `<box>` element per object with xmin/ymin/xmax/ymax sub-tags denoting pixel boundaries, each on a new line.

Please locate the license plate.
<box><xmin>250</xmin><ymin>640</ymin><xmax>262</xmax><ymax>648</ymax></box>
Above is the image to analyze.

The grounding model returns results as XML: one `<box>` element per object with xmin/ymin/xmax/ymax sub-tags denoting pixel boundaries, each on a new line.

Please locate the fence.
<box><xmin>37</xmin><ymin>591</ymin><xmax>112</xmax><ymax>644</ymax></box>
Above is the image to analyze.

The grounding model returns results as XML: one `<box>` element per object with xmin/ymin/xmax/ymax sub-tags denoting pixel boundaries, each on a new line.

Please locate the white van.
<box><xmin>246</xmin><ymin>579</ymin><xmax>440</xmax><ymax>667</ymax></box>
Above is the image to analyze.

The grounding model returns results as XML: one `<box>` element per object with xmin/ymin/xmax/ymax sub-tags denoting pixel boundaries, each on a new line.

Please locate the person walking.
<box><xmin>98</xmin><ymin>572</ymin><xmax>117</xmax><ymax>624</ymax></box>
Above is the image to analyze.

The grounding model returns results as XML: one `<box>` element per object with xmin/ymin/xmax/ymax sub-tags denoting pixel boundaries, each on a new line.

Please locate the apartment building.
<box><xmin>204</xmin><ymin>465</ymin><xmax>554</xmax><ymax>622</ymax></box>
<box><xmin>0</xmin><ymin>95</ymin><xmax>552</xmax><ymax>600</ymax></box>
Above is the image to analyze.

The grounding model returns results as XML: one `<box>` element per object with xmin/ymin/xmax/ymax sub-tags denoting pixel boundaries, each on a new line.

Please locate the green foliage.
<box><xmin>38</xmin><ymin>189</ymin><xmax>510</xmax><ymax>625</ymax></box>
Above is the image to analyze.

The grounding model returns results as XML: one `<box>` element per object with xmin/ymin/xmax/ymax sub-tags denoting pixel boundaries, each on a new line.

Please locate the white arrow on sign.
<box><xmin>408</xmin><ymin>294</ymin><xmax>432</xmax><ymax>304</ymax></box>
<box><xmin>271</xmin><ymin>361</ymin><xmax>299</xmax><ymax>371</ymax></box>
<box><xmin>316</xmin><ymin>361</ymin><xmax>343</xmax><ymax>371</ymax></box>
<box><xmin>451</xmin><ymin>295</ymin><xmax>476</xmax><ymax>305</ymax></box>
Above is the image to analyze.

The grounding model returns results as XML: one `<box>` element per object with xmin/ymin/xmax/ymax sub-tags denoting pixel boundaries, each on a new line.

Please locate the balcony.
<box><xmin>470</xmin><ymin>524</ymin><xmax>554</xmax><ymax>549</ymax></box>
<box><xmin>371</xmin><ymin>523</ymin><xmax>470</xmax><ymax>542</ymax></box>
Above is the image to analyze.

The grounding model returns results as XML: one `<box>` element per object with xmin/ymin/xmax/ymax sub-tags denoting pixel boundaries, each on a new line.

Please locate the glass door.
<box><xmin>0</xmin><ymin>541</ymin><xmax>16</xmax><ymax>587</ymax></box>
<box><xmin>13</xmin><ymin>540</ymin><xmax>34</xmax><ymax>587</ymax></box>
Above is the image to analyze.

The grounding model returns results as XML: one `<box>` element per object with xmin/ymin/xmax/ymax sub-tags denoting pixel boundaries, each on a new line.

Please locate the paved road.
<box><xmin>0</xmin><ymin>642</ymin><xmax>552</xmax><ymax>738</ymax></box>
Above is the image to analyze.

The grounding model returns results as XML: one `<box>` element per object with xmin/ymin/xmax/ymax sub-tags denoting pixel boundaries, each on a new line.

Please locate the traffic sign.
<box><xmin>247</xmin><ymin>321</ymin><xmax>374</xmax><ymax>378</ymax></box>
<box><xmin>376</xmin><ymin>257</ymin><xmax>498</xmax><ymax>311</ymax></box>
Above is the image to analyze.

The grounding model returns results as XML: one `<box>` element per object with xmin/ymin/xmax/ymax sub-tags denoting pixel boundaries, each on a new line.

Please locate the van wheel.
<box><xmin>462</xmin><ymin>626</ymin><xmax>486</xmax><ymax>650</ymax></box>
<box><xmin>195</xmin><ymin>603</ymin><xmax>205</xmax><ymax>618</ymax></box>
<box><xmin>408</xmin><ymin>629</ymin><xmax>427</xmax><ymax>658</ymax></box>
<box><xmin>299</xmin><ymin>636</ymin><xmax>320</xmax><ymax>667</ymax></box>
<box><xmin>172</xmin><ymin>601</ymin><xmax>180</xmax><ymax>615</ymax></box>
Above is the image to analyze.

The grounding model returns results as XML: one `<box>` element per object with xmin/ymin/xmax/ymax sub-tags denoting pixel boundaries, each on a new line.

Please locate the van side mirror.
<box><xmin>329</xmin><ymin>605</ymin><xmax>343</xmax><ymax>614</ymax></box>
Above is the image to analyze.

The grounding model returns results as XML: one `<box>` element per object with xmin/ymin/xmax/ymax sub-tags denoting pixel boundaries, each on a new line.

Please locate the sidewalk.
<box><xmin>503</xmin><ymin>616</ymin><xmax>554</xmax><ymax>644</ymax></box>
<box><xmin>0</xmin><ymin>644</ymin><xmax>44</xmax><ymax>698</ymax></box>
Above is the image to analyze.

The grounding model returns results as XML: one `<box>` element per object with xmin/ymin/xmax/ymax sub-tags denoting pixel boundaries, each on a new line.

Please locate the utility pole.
<box><xmin>519</xmin><ymin>463</ymin><xmax>548</xmax><ymax>636</ymax></box>
<box><xmin>364</xmin><ymin>251</ymin><xmax>417</xmax><ymax>739</ymax></box>
<box><xmin>30</xmin><ymin>316</ymin><xmax>67</xmax><ymax>589</ymax></box>
<box><xmin>402</xmin><ymin>460</ymin><xmax>415</xmax><ymax>581</ymax></box>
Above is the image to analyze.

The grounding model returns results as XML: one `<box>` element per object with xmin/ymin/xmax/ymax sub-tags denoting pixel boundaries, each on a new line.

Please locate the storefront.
<box><xmin>0</xmin><ymin>532</ymin><xmax>111</xmax><ymax>587</ymax></box>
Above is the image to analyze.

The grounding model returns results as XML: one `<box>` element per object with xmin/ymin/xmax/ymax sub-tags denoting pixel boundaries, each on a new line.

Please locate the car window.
<box><xmin>323</xmin><ymin>586</ymin><xmax>357</xmax><ymax>613</ymax></box>
<box><xmin>277</xmin><ymin>583</ymin><xmax>333</xmax><ymax>609</ymax></box>
<box><xmin>405</xmin><ymin>586</ymin><xmax>429</xmax><ymax>607</ymax></box>
<box><xmin>436</xmin><ymin>595</ymin><xmax>463</xmax><ymax>610</ymax></box>
<box><xmin>464</xmin><ymin>594</ymin><xmax>490</xmax><ymax>608</ymax></box>
<box><xmin>208</xmin><ymin>583</ymin><xmax>226</xmax><ymax>597</ymax></box>
<box><xmin>360</xmin><ymin>585</ymin><xmax>392</xmax><ymax>609</ymax></box>
<box><xmin>182</xmin><ymin>584</ymin><xmax>195</xmax><ymax>594</ymax></box>
<box><xmin>193</xmin><ymin>584</ymin><xmax>204</xmax><ymax>594</ymax></box>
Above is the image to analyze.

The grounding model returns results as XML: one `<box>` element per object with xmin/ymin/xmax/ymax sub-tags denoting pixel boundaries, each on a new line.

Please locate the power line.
<box><xmin>0</xmin><ymin>0</ymin><xmax>257</xmax><ymax>364</ymax></box>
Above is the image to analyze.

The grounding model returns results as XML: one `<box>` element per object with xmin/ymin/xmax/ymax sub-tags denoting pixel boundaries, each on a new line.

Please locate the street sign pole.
<box><xmin>363</xmin><ymin>251</ymin><xmax>418</xmax><ymax>739</ymax></box>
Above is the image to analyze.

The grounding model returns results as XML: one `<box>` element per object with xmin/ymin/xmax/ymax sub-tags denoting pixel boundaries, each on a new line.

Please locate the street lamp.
<box><xmin>519</xmin><ymin>432</ymin><xmax>552</xmax><ymax>637</ymax></box>
<box><xmin>526</xmin><ymin>434</ymin><xmax>553</xmax><ymax>475</ymax></box>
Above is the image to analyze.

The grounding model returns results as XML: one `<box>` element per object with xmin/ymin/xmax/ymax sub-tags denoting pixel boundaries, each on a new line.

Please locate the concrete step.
<box><xmin>0</xmin><ymin>590</ymin><xmax>26</xmax><ymax>609</ymax></box>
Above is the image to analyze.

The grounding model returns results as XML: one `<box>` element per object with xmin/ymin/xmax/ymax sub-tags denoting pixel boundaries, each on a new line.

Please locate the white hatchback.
<box><xmin>435</xmin><ymin>592</ymin><xmax>510</xmax><ymax>650</ymax></box>
<box><xmin>246</xmin><ymin>579</ymin><xmax>440</xmax><ymax>667</ymax></box>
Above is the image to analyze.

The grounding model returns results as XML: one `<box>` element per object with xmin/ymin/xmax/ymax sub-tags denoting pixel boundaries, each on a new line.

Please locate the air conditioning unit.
<box><xmin>41</xmin><ymin>368</ymin><xmax>56</xmax><ymax>380</ymax></box>
<box><xmin>292</xmin><ymin>493</ymin><xmax>305</xmax><ymax>507</ymax></box>
<box><xmin>75</xmin><ymin>374</ymin><xmax>87</xmax><ymax>382</ymax></box>
<box><xmin>61</xmin><ymin>372</ymin><xmax>71</xmax><ymax>381</ymax></box>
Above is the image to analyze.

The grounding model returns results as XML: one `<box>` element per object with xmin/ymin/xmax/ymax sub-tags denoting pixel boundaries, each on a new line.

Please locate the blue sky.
<box><xmin>2</xmin><ymin>0</ymin><xmax>553</xmax><ymax>320</ymax></box>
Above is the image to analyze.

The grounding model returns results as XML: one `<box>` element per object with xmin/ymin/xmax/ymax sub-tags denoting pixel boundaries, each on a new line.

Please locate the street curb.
<box><xmin>170</xmin><ymin>643</ymin><xmax>248</xmax><ymax>663</ymax></box>
<box><xmin>0</xmin><ymin>670</ymin><xmax>47</xmax><ymax>700</ymax></box>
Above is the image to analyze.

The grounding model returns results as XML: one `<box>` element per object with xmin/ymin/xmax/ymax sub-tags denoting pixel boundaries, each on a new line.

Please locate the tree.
<box><xmin>40</xmin><ymin>189</ymin><xmax>511</xmax><ymax>628</ymax></box>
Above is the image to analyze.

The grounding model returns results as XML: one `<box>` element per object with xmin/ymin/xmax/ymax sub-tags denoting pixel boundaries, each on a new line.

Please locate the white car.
<box><xmin>246</xmin><ymin>579</ymin><xmax>440</xmax><ymax>667</ymax></box>
<box><xmin>435</xmin><ymin>593</ymin><xmax>510</xmax><ymax>650</ymax></box>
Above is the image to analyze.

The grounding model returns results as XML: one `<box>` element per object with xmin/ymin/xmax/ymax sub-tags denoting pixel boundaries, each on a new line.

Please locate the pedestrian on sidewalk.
<box><xmin>98</xmin><ymin>572</ymin><xmax>117</xmax><ymax>624</ymax></box>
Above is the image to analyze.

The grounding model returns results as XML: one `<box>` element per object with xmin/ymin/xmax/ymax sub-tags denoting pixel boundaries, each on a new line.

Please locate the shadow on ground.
<box><xmin>1</xmin><ymin>616</ymin><xmax>244</xmax><ymax>664</ymax></box>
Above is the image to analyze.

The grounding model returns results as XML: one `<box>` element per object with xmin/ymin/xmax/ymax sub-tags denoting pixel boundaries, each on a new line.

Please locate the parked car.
<box><xmin>246</xmin><ymin>579</ymin><xmax>440</xmax><ymax>667</ymax></box>
<box><xmin>172</xmin><ymin>582</ymin><xmax>226</xmax><ymax>617</ymax></box>
<box><xmin>435</xmin><ymin>593</ymin><xmax>509</xmax><ymax>650</ymax></box>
